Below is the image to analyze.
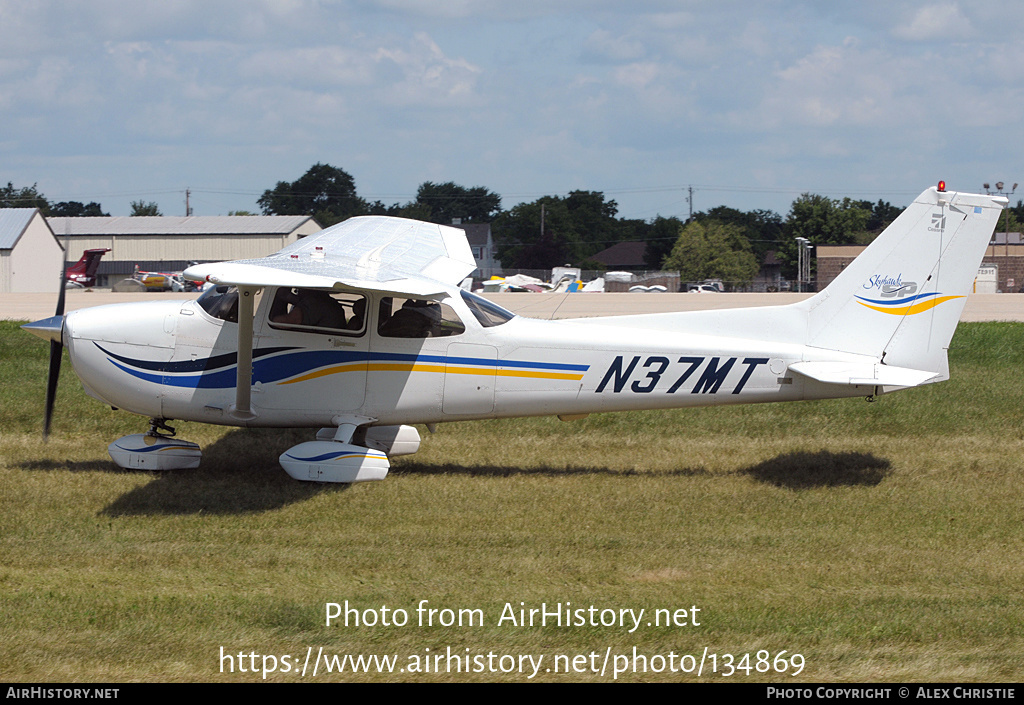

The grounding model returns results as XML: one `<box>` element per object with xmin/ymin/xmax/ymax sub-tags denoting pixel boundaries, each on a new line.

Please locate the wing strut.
<box><xmin>231</xmin><ymin>286</ymin><xmax>258</xmax><ymax>421</ymax></box>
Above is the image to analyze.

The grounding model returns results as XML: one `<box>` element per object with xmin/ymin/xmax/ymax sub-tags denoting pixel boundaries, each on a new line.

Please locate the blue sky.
<box><xmin>2</xmin><ymin>1</ymin><xmax>1022</xmax><ymax>220</ymax></box>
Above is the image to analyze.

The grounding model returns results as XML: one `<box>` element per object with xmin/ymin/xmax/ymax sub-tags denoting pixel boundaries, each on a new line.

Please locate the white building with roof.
<box><xmin>449</xmin><ymin>222</ymin><xmax>501</xmax><ymax>279</ymax></box>
<box><xmin>0</xmin><ymin>209</ymin><xmax>63</xmax><ymax>293</ymax></box>
<box><xmin>47</xmin><ymin>215</ymin><xmax>320</xmax><ymax>286</ymax></box>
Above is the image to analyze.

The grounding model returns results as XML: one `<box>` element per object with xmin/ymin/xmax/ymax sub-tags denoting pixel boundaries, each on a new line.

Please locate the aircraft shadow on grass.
<box><xmin>739</xmin><ymin>450</ymin><xmax>892</xmax><ymax>490</ymax></box>
<box><xmin>20</xmin><ymin>428</ymin><xmax>345</xmax><ymax>516</ymax></box>
<box><xmin>19</xmin><ymin>458</ymin><xmax>116</xmax><ymax>474</ymax></box>
<box><xmin>393</xmin><ymin>449</ymin><xmax>893</xmax><ymax>490</ymax></box>
<box><xmin>20</xmin><ymin>432</ymin><xmax>891</xmax><ymax>515</ymax></box>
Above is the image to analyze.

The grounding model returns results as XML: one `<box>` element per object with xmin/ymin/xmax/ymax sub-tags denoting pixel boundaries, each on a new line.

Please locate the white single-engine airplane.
<box><xmin>23</xmin><ymin>183</ymin><xmax>1004</xmax><ymax>483</ymax></box>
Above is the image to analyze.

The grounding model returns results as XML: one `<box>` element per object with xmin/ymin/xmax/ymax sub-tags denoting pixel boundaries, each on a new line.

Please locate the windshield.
<box><xmin>460</xmin><ymin>290</ymin><xmax>515</xmax><ymax>327</ymax></box>
<box><xmin>196</xmin><ymin>285</ymin><xmax>239</xmax><ymax>323</ymax></box>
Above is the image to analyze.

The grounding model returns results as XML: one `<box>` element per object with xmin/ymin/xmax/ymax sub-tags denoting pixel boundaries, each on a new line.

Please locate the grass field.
<box><xmin>1</xmin><ymin>319</ymin><xmax>1022</xmax><ymax>682</ymax></box>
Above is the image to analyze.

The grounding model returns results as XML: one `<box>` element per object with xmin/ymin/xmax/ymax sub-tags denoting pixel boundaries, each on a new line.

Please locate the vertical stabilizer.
<box><xmin>797</xmin><ymin>186</ymin><xmax>1004</xmax><ymax>378</ymax></box>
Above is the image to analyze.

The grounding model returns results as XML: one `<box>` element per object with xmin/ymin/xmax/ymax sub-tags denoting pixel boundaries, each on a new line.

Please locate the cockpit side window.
<box><xmin>268</xmin><ymin>288</ymin><xmax>367</xmax><ymax>336</ymax></box>
<box><xmin>377</xmin><ymin>297</ymin><xmax>465</xmax><ymax>338</ymax></box>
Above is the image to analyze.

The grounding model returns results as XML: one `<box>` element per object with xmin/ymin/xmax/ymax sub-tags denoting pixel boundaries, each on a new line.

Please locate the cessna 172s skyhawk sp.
<box><xmin>22</xmin><ymin>183</ymin><xmax>1004</xmax><ymax>483</ymax></box>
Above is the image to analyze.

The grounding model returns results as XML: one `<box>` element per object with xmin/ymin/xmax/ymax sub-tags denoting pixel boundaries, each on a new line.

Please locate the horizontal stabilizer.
<box><xmin>789</xmin><ymin>361</ymin><xmax>941</xmax><ymax>388</ymax></box>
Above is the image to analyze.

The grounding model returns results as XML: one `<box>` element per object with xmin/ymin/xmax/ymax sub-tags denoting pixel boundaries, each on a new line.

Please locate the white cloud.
<box><xmin>240</xmin><ymin>45</ymin><xmax>378</xmax><ymax>87</ymax></box>
<box><xmin>584</xmin><ymin>29</ymin><xmax>646</xmax><ymax>62</ymax></box>
<box><xmin>758</xmin><ymin>40</ymin><xmax>913</xmax><ymax>129</ymax></box>
<box><xmin>893</xmin><ymin>2</ymin><xmax>974</xmax><ymax>41</ymax></box>
<box><xmin>612</xmin><ymin>62</ymin><xmax>660</xmax><ymax>90</ymax></box>
<box><xmin>1</xmin><ymin>0</ymin><xmax>1023</xmax><ymax>218</ymax></box>
<box><xmin>372</xmin><ymin>32</ymin><xmax>482</xmax><ymax>104</ymax></box>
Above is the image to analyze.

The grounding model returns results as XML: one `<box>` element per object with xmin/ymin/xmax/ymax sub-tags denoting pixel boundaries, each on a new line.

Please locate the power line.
<box><xmin>11</xmin><ymin>181</ymin><xmax>923</xmax><ymax>217</ymax></box>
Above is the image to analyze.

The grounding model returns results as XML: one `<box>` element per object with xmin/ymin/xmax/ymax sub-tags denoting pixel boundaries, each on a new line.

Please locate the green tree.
<box><xmin>494</xmin><ymin>197</ymin><xmax>586</xmax><ymax>269</ymax></box>
<box><xmin>845</xmin><ymin>199</ymin><xmax>905</xmax><ymax>245</ymax></box>
<box><xmin>697</xmin><ymin>206</ymin><xmax>782</xmax><ymax>263</ymax></box>
<box><xmin>863</xmin><ymin>199</ymin><xmax>903</xmax><ymax>232</ymax></box>
<box><xmin>50</xmin><ymin>201</ymin><xmax>109</xmax><ymax>217</ymax></box>
<box><xmin>395</xmin><ymin>201</ymin><xmax>435</xmax><ymax>221</ymax></box>
<box><xmin>366</xmin><ymin>200</ymin><xmax>405</xmax><ymax>217</ymax></box>
<box><xmin>778</xmin><ymin>194</ymin><xmax>871</xmax><ymax>278</ymax></box>
<box><xmin>413</xmin><ymin>181</ymin><xmax>501</xmax><ymax>224</ymax></box>
<box><xmin>639</xmin><ymin>216</ymin><xmax>686</xmax><ymax>269</ymax></box>
<box><xmin>257</xmin><ymin>163</ymin><xmax>367</xmax><ymax>226</ymax></box>
<box><xmin>0</xmin><ymin>182</ymin><xmax>49</xmax><ymax>210</ymax></box>
<box><xmin>662</xmin><ymin>220</ymin><xmax>759</xmax><ymax>287</ymax></box>
<box><xmin>563</xmin><ymin>190</ymin><xmax>619</xmax><ymax>245</ymax></box>
<box><xmin>992</xmin><ymin>206</ymin><xmax>1023</xmax><ymax>236</ymax></box>
<box><xmin>130</xmin><ymin>200</ymin><xmax>162</xmax><ymax>216</ymax></box>
<box><xmin>1010</xmin><ymin>199</ymin><xmax>1024</xmax><ymax>224</ymax></box>
<box><xmin>493</xmin><ymin>191</ymin><xmax>627</xmax><ymax>269</ymax></box>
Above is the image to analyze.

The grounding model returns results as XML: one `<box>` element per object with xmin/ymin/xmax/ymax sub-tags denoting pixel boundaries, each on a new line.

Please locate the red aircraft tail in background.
<box><xmin>65</xmin><ymin>248</ymin><xmax>110</xmax><ymax>288</ymax></box>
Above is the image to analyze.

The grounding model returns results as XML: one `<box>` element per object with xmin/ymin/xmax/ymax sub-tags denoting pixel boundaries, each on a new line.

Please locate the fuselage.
<box><xmin>63</xmin><ymin>285</ymin><xmax>874</xmax><ymax>429</ymax></box>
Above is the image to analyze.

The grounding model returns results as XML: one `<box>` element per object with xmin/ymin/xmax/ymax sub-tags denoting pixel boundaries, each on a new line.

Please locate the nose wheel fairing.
<box><xmin>108</xmin><ymin>434</ymin><xmax>202</xmax><ymax>471</ymax></box>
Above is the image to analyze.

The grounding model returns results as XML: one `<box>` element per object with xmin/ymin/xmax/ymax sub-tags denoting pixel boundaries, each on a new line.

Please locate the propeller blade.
<box><xmin>42</xmin><ymin>222</ymin><xmax>71</xmax><ymax>438</ymax></box>
<box><xmin>55</xmin><ymin>272</ymin><xmax>67</xmax><ymax>316</ymax></box>
<box><xmin>43</xmin><ymin>338</ymin><xmax>61</xmax><ymax>440</ymax></box>
<box><xmin>56</xmin><ymin>236</ymin><xmax>69</xmax><ymax>314</ymax></box>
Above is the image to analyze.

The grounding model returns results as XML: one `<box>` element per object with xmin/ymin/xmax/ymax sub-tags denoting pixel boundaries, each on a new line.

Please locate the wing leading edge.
<box><xmin>184</xmin><ymin>216</ymin><xmax>476</xmax><ymax>298</ymax></box>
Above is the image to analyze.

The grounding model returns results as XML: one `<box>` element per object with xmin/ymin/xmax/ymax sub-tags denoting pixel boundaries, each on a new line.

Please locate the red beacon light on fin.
<box><xmin>937</xmin><ymin>180</ymin><xmax>946</xmax><ymax>192</ymax></box>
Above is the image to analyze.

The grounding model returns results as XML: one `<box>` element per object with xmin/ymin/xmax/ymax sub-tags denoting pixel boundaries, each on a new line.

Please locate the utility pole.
<box><xmin>794</xmin><ymin>237</ymin><xmax>810</xmax><ymax>293</ymax></box>
<box><xmin>686</xmin><ymin>186</ymin><xmax>694</xmax><ymax>222</ymax></box>
<box><xmin>983</xmin><ymin>181</ymin><xmax>1017</xmax><ymax>260</ymax></box>
<box><xmin>185</xmin><ymin>188</ymin><xmax>193</xmax><ymax>217</ymax></box>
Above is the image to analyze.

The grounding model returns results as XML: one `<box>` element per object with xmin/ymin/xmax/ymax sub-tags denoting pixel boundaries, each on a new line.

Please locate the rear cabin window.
<box><xmin>268</xmin><ymin>288</ymin><xmax>367</xmax><ymax>336</ymax></box>
<box><xmin>377</xmin><ymin>297</ymin><xmax>465</xmax><ymax>338</ymax></box>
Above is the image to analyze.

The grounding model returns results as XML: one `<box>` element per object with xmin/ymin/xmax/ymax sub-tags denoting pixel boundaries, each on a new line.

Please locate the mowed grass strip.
<box><xmin>0</xmin><ymin>320</ymin><xmax>1022</xmax><ymax>682</ymax></box>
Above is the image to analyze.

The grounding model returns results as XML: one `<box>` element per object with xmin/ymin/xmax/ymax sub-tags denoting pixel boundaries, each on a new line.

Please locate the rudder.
<box><xmin>798</xmin><ymin>185</ymin><xmax>1004</xmax><ymax>378</ymax></box>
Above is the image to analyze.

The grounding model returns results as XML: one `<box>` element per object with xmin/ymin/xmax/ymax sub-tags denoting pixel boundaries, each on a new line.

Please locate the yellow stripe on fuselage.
<box><xmin>280</xmin><ymin>362</ymin><xmax>584</xmax><ymax>385</ymax></box>
<box><xmin>279</xmin><ymin>362</ymin><xmax>369</xmax><ymax>384</ymax></box>
<box><xmin>856</xmin><ymin>295</ymin><xmax>962</xmax><ymax>316</ymax></box>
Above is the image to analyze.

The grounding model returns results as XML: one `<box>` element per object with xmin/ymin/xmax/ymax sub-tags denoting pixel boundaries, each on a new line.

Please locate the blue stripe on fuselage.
<box><xmin>98</xmin><ymin>344</ymin><xmax>589</xmax><ymax>389</ymax></box>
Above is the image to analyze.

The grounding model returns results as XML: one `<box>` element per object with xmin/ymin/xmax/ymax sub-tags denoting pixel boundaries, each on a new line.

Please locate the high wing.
<box><xmin>182</xmin><ymin>215</ymin><xmax>476</xmax><ymax>422</ymax></box>
<box><xmin>183</xmin><ymin>216</ymin><xmax>476</xmax><ymax>298</ymax></box>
